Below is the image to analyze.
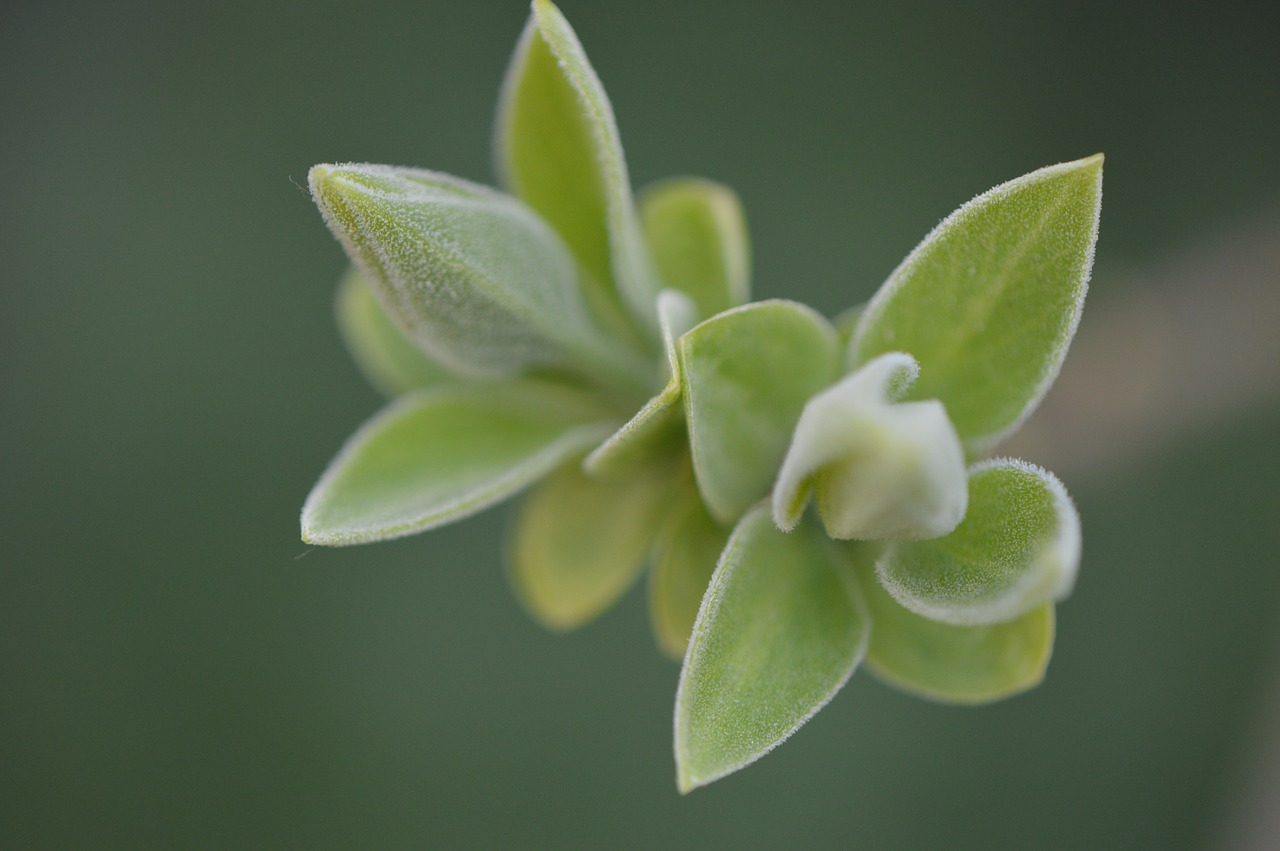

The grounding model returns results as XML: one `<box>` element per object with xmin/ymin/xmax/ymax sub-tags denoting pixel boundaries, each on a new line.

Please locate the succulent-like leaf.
<box><xmin>681</xmin><ymin>301</ymin><xmax>839</xmax><ymax>524</ymax></box>
<box><xmin>496</xmin><ymin>0</ymin><xmax>659</xmax><ymax>335</ymax></box>
<box><xmin>335</xmin><ymin>266</ymin><xmax>454</xmax><ymax>397</ymax></box>
<box><xmin>301</xmin><ymin>381</ymin><xmax>616</xmax><ymax>546</ymax></box>
<box><xmin>849</xmin><ymin>155</ymin><xmax>1104</xmax><ymax>451</ymax></box>
<box><xmin>877</xmin><ymin>459</ymin><xmax>1081</xmax><ymax>626</ymax></box>
<box><xmin>640</xmin><ymin>178</ymin><xmax>751</xmax><ymax>318</ymax></box>
<box><xmin>853</xmin><ymin>547</ymin><xmax>1054</xmax><ymax>704</ymax></box>
<box><xmin>508</xmin><ymin>460</ymin><xmax>672</xmax><ymax>631</ymax></box>
<box><xmin>772</xmin><ymin>352</ymin><xmax>967</xmax><ymax>540</ymax></box>
<box><xmin>309</xmin><ymin>163</ymin><xmax>649</xmax><ymax>391</ymax></box>
<box><xmin>649</xmin><ymin>484</ymin><xmax>729</xmax><ymax>659</ymax></box>
<box><xmin>675</xmin><ymin>508</ymin><xmax>868</xmax><ymax>793</ymax></box>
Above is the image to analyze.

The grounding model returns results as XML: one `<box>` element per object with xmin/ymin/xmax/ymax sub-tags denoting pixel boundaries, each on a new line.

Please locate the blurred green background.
<box><xmin>3</xmin><ymin>0</ymin><xmax>1279</xmax><ymax>847</ymax></box>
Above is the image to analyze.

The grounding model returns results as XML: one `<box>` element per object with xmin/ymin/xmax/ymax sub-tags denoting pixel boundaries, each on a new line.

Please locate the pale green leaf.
<box><xmin>849</xmin><ymin>155</ymin><xmax>1104</xmax><ymax>451</ymax></box>
<box><xmin>877</xmin><ymin>459</ymin><xmax>1081</xmax><ymax>626</ymax></box>
<box><xmin>301</xmin><ymin>381</ymin><xmax>616</xmax><ymax>546</ymax></box>
<box><xmin>335</xmin><ymin>266</ymin><xmax>454</xmax><ymax>397</ymax></box>
<box><xmin>309</xmin><ymin>163</ymin><xmax>649</xmax><ymax>392</ymax></box>
<box><xmin>495</xmin><ymin>0</ymin><xmax>659</xmax><ymax>335</ymax></box>
<box><xmin>853</xmin><ymin>546</ymin><xmax>1054</xmax><ymax>704</ymax></box>
<box><xmin>675</xmin><ymin>508</ymin><xmax>868</xmax><ymax>793</ymax></box>
<box><xmin>640</xmin><ymin>178</ymin><xmax>751</xmax><ymax>318</ymax></box>
<box><xmin>680</xmin><ymin>301</ymin><xmax>839</xmax><ymax>523</ymax></box>
<box><xmin>508</xmin><ymin>460</ymin><xmax>672</xmax><ymax>631</ymax></box>
<box><xmin>649</xmin><ymin>484</ymin><xmax>729</xmax><ymax>659</ymax></box>
<box><xmin>772</xmin><ymin>352</ymin><xmax>967</xmax><ymax>541</ymax></box>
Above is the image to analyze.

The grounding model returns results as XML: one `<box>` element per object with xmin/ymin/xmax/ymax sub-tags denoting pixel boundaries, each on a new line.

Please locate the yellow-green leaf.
<box><xmin>649</xmin><ymin>485</ymin><xmax>729</xmax><ymax>660</ymax></box>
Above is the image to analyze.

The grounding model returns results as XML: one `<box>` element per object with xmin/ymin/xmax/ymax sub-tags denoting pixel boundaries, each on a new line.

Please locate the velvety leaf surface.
<box><xmin>640</xmin><ymin>178</ymin><xmax>750</xmax><ymax>318</ymax></box>
<box><xmin>674</xmin><ymin>508</ymin><xmax>868</xmax><ymax>793</ymax></box>
<box><xmin>877</xmin><ymin>459</ymin><xmax>1081</xmax><ymax>626</ymax></box>
<box><xmin>335</xmin><ymin>266</ymin><xmax>454</xmax><ymax>397</ymax></box>
<box><xmin>853</xmin><ymin>548</ymin><xmax>1054</xmax><ymax>704</ymax></box>
<box><xmin>680</xmin><ymin>301</ymin><xmax>838</xmax><ymax>523</ymax></box>
<box><xmin>849</xmin><ymin>155</ymin><xmax>1103</xmax><ymax>450</ymax></box>
<box><xmin>495</xmin><ymin>0</ymin><xmax>658</xmax><ymax>334</ymax></box>
<box><xmin>649</xmin><ymin>485</ymin><xmax>729</xmax><ymax>659</ymax></box>
<box><xmin>301</xmin><ymin>382</ymin><xmax>615</xmax><ymax>546</ymax></box>
<box><xmin>508</xmin><ymin>461</ymin><xmax>672</xmax><ymax>631</ymax></box>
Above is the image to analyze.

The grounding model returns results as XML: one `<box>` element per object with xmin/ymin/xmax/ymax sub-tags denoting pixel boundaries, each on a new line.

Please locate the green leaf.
<box><xmin>640</xmin><ymin>178</ymin><xmax>750</xmax><ymax>318</ymax></box>
<box><xmin>583</xmin><ymin>290</ymin><xmax>696</xmax><ymax>479</ymax></box>
<box><xmin>849</xmin><ymin>155</ymin><xmax>1104</xmax><ymax>451</ymax></box>
<box><xmin>301</xmin><ymin>381</ymin><xmax>616</xmax><ymax>546</ymax></box>
<box><xmin>675</xmin><ymin>508</ymin><xmax>868</xmax><ymax>793</ymax></box>
<box><xmin>335</xmin><ymin>266</ymin><xmax>454</xmax><ymax>397</ymax></box>
<box><xmin>772</xmin><ymin>352</ymin><xmax>967</xmax><ymax>541</ymax></box>
<box><xmin>877</xmin><ymin>459</ymin><xmax>1081</xmax><ymax>626</ymax></box>
<box><xmin>508</xmin><ymin>460</ymin><xmax>672</xmax><ymax>631</ymax></box>
<box><xmin>309</xmin><ymin>163</ymin><xmax>650</xmax><ymax>392</ymax></box>
<box><xmin>649</xmin><ymin>484</ymin><xmax>729</xmax><ymax>659</ymax></box>
<box><xmin>853</xmin><ymin>547</ymin><xmax>1054</xmax><ymax>704</ymax></box>
<box><xmin>496</xmin><ymin>0</ymin><xmax>659</xmax><ymax>335</ymax></box>
<box><xmin>680</xmin><ymin>301</ymin><xmax>839</xmax><ymax>524</ymax></box>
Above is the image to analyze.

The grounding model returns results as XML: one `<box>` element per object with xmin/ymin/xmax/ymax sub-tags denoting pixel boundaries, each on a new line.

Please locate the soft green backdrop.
<box><xmin>3</xmin><ymin>0</ymin><xmax>1278</xmax><ymax>847</ymax></box>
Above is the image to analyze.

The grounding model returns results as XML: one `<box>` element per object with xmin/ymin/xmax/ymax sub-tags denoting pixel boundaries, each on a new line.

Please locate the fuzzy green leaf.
<box><xmin>649</xmin><ymin>484</ymin><xmax>729</xmax><ymax>659</ymax></box>
<box><xmin>675</xmin><ymin>508</ymin><xmax>868</xmax><ymax>793</ymax></box>
<box><xmin>508</xmin><ymin>461</ymin><xmax>672</xmax><ymax>631</ymax></box>
<box><xmin>849</xmin><ymin>155</ymin><xmax>1103</xmax><ymax>451</ymax></box>
<box><xmin>853</xmin><ymin>548</ymin><xmax>1054</xmax><ymax>704</ymax></box>
<box><xmin>309</xmin><ymin>163</ymin><xmax>649</xmax><ymax>391</ymax></box>
<box><xmin>301</xmin><ymin>382</ymin><xmax>615</xmax><ymax>546</ymax></box>
<box><xmin>640</xmin><ymin>178</ymin><xmax>750</xmax><ymax>318</ymax></box>
<box><xmin>496</xmin><ymin>0</ymin><xmax>659</xmax><ymax>335</ymax></box>
<box><xmin>877</xmin><ymin>459</ymin><xmax>1081</xmax><ymax>626</ymax></box>
<box><xmin>335</xmin><ymin>266</ymin><xmax>454</xmax><ymax>397</ymax></box>
<box><xmin>681</xmin><ymin>301</ymin><xmax>839</xmax><ymax>524</ymax></box>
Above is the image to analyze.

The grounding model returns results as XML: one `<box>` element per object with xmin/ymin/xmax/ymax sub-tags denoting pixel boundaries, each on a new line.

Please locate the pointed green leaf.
<box><xmin>508</xmin><ymin>460</ymin><xmax>672</xmax><ymax>631</ymax></box>
<box><xmin>640</xmin><ymin>178</ymin><xmax>751</xmax><ymax>318</ymax></box>
<box><xmin>649</xmin><ymin>484</ymin><xmax>729</xmax><ymax>659</ymax></box>
<box><xmin>680</xmin><ymin>301</ymin><xmax>839</xmax><ymax>524</ymax></box>
<box><xmin>309</xmin><ymin>163</ymin><xmax>649</xmax><ymax>391</ymax></box>
<box><xmin>301</xmin><ymin>381</ymin><xmax>616</xmax><ymax>546</ymax></box>
<box><xmin>496</xmin><ymin>0</ymin><xmax>659</xmax><ymax>334</ymax></box>
<box><xmin>335</xmin><ymin>266</ymin><xmax>454</xmax><ymax>397</ymax></box>
<box><xmin>772</xmin><ymin>352</ymin><xmax>967</xmax><ymax>541</ymax></box>
<box><xmin>853</xmin><ymin>547</ymin><xmax>1054</xmax><ymax>704</ymax></box>
<box><xmin>849</xmin><ymin>155</ymin><xmax>1104</xmax><ymax>451</ymax></box>
<box><xmin>675</xmin><ymin>508</ymin><xmax>868</xmax><ymax>793</ymax></box>
<box><xmin>877</xmin><ymin>459</ymin><xmax>1081</xmax><ymax>626</ymax></box>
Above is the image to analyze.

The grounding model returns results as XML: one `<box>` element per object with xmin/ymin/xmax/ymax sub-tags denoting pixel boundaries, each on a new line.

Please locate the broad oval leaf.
<box><xmin>649</xmin><ymin>484</ymin><xmax>729</xmax><ymax>659</ymax></box>
<box><xmin>335</xmin><ymin>266</ymin><xmax>454</xmax><ymax>397</ymax></box>
<box><xmin>640</xmin><ymin>178</ymin><xmax>751</xmax><ymax>318</ymax></box>
<box><xmin>496</xmin><ymin>0</ymin><xmax>659</xmax><ymax>335</ymax></box>
<box><xmin>681</xmin><ymin>301</ymin><xmax>839</xmax><ymax>524</ymax></box>
<box><xmin>301</xmin><ymin>381</ymin><xmax>616</xmax><ymax>546</ymax></box>
<box><xmin>853</xmin><ymin>546</ymin><xmax>1054</xmax><ymax>704</ymax></box>
<box><xmin>849</xmin><ymin>155</ymin><xmax>1104</xmax><ymax>451</ymax></box>
<box><xmin>309</xmin><ymin>163</ymin><xmax>649</xmax><ymax>391</ymax></box>
<box><xmin>877</xmin><ymin>459</ymin><xmax>1081</xmax><ymax>626</ymax></box>
<box><xmin>508</xmin><ymin>460</ymin><xmax>672</xmax><ymax>631</ymax></box>
<box><xmin>674</xmin><ymin>508</ymin><xmax>868</xmax><ymax>793</ymax></box>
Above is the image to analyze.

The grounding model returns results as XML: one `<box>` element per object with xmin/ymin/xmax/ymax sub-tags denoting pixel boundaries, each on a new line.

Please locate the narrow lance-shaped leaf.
<box><xmin>649</xmin><ymin>483</ymin><xmax>729</xmax><ymax>659</ymax></box>
<box><xmin>877</xmin><ymin>458</ymin><xmax>1081</xmax><ymax>626</ymax></box>
<box><xmin>301</xmin><ymin>381</ymin><xmax>616</xmax><ymax>546</ymax></box>
<box><xmin>309</xmin><ymin>164</ymin><xmax>650</xmax><ymax>392</ymax></box>
<box><xmin>851</xmin><ymin>544</ymin><xmax>1055</xmax><ymax>704</ymax></box>
<box><xmin>508</xmin><ymin>459</ymin><xmax>673</xmax><ymax>631</ymax></box>
<box><xmin>849</xmin><ymin>155</ymin><xmax>1104</xmax><ymax>451</ymax></box>
<box><xmin>640</xmin><ymin>178</ymin><xmax>751</xmax><ymax>318</ymax></box>
<box><xmin>681</xmin><ymin>300</ymin><xmax>839</xmax><ymax>524</ymax></box>
<box><xmin>496</xmin><ymin>0</ymin><xmax>660</xmax><ymax>336</ymax></box>
<box><xmin>675</xmin><ymin>507</ymin><xmax>869</xmax><ymax>793</ymax></box>
<box><xmin>335</xmin><ymin>266</ymin><xmax>455</xmax><ymax>397</ymax></box>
